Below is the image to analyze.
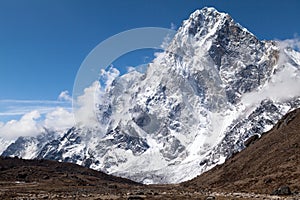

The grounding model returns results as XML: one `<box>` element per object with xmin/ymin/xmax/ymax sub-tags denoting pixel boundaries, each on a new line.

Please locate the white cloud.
<box><xmin>73</xmin><ymin>81</ymin><xmax>101</xmax><ymax>128</ymax></box>
<box><xmin>0</xmin><ymin>107</ymin><xmax>64</xmax><ymax>116</ymax></box>
<box><xmin>43</xmin><ymin>107</ymin><xmax>74</xmax><ymax>130</ymax></box>
<box><xmin>126</xmin><ymin>64</ymin><xmax>148</xmax><ymax>74</ymax></box>
<box><xmin>0</xmin><ymin>80</ymin><xmax>108</xmax><ymax>140</ymax></box>
<box><xmin>58</xmin><ymin>90</ymin><xmax>72</xmax><ymax>102</ymax></box>
<box><xmin>277</xmin><ymin>37</ymin><xmax>300</xmax><ymax>51</ymax></box>
<box><xmin>100</xmin><ymin>66</ymin><xmax>120</xmax><ymax>92</ymax></box>
<box><xmin>127</xmin><ymin>66</ymin><xmax>135</xmax><ymax>73</ymax></box>
<box><xmin>0</xmin><ymin>107</ymin><xmax>75</xmax><ymax>140</ymax></box>
<box><xmin>241</xmin><ymin>38</ymin><xmax>300</xmax><ymax>107</ymax></box>
<box><xmin>0</xmin><ymin>99</ymin><xmax>66</xmax><ymax>104</ymax></box>
<box><xmin>0</xmin><ymin>110</ymin><xmax>43</xmax><ymax>140</ymax></box>
<box><xmin>160</xmin><ymin>34</ymin><xmax>173</xmax><ymax>50</ymax></box>
<box><xmin>170</xmin><ymin>22</ymin><xmax>177</xmax><ymax>30</ymax></box>
<box><xmin>0</xmin><ymin>108</ymin><xmax>75</xmax><ymax>140</ymax></box>
<box><xmin>0</xmin><ymin>99</ymin><xmax>71</xmax><ymax>117</ymax></box>
<box><xmin>241</xmin><ymin>63</ymin><xmax>300</xmax><ymax>106</ymax></box>
<box><xmin>0</xmin><ymin>91</ymin><xmax>74</xmax><ymax>140</ymax></box>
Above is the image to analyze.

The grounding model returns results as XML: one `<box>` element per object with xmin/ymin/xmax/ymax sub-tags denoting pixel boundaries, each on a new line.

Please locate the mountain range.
<box><xmin>1</xmin><ymin>7</ymin><xmax>300</xmax><ymax>184</ymax></box>
<box><xmin>1</xmin><ymin>108</ymin><xmax>299</xmax><ymax>199</ymax></box>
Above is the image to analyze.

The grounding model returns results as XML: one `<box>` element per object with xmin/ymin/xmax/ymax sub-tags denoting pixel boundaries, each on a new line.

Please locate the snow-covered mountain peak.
<box><xmin>2</xmin><ymin>7</ymin><xmax>300</xmax><ymax>184</ymax></box>
<box><xmin>166</xmin><ymin>7</ymin><xmax>280</xmax><ymax>106</ymax></box>
<box><xmin>167</xmin><ymin>7</ymin><xmax>229</xmax><ymax>56</ymax></box>
<box><xmin>181</xmin><ymin>7</ymin><xmax>228</xmax><ymax>35</ymax></box>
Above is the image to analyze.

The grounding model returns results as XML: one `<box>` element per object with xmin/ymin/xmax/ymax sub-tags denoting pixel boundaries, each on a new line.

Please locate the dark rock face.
<box><xmin>37</xmin><ymin>127</ymin><xmax>81</xmax><ymax>161</ymax></box>
<box><xmin>37</xmin><ymin>139</ymin><xmax>64</xmax><ymax>160</ymax></box>
<box><xmin>113</xmin><ymin>133</ymin><xmax>149</xmax><ymax>155</ymax></box>
<box><xmin>208</xmin><ymin>15</ymin><xmax>278</xmax><ymax>104</ymax></box>
<box><xmin>105</xmin><ymin>127</ymin><xmax>150</xmax><ymax>156</ymax></box>
<box><xmin>2</xmin><ymin>137</ymin><xmax>28</xmax><ymax>157</ymax></box>
<box><xmin>160</xmin><ymin>136</ymin><xmax>186</xmax><ymax>161</ymax></box>
<box><xmin>271</xmin><ymin>186</ymin><xmax>292</xmax><ymax>195</ymax></box>
<box><xmin>244</xmin><ymin>135</ymin><xmax>259</xmax><ymax>147</ymax></box>
<box><xmin>133</xmin><ymin>112</ymin><xmax>151</xmax><ymax>127</ymax></box>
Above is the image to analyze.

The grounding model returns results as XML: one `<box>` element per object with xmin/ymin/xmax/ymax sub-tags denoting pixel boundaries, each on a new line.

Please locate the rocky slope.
<box><xmin>1</xmin><ymin>155</ymin><xmax>298</xmax><ymax>200</ymax></box>
<box><xmin>183</xmin><ymin>108</ymin><xmax>300</xmax><ymax>195</ymax></box>
<box><xmin>2</xmin><ymin>7</ymin><xmax>300</xmax><ymax>184</ymax></box>
<box><xmin>0</xmin><ymin>156</ymin><xmax>141</xmax><ymax>199</ymax></box>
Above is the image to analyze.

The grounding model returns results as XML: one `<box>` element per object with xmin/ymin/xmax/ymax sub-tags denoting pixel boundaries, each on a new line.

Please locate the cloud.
<box><xmin>0</xmin><ymin>107</ymin><xmax>67</xmax><ymax>117</ymax></box>
<box><xmin>0</xmin><ymin>79</ymin><xmax>109</xmax><ymax>140</ymax></box>
<box><xmin>0</xmin><ymin>107</ymin><xmax>76</xmax><ymax>140</ymax></box>
<box><xmin>277</xmin><ymin>36</ymin><xmax>300</xmax><ymax>51</ymax></box>
<box><xmin>160</xmin><ymin>34</ymin><xmax>173</xmax><ymax>50</ymax></box>
<box><xmin>0</xmin><ymin>107</ymin><xmax>74</xmax><ymax>140</ymax></box>
<box><xmin>0</xmin><ymin>91</ymin><xmax>74</xmax><ymax>140</ymax></box>
<box><xmin>126</xmin><ymin>64</ymin><xmax>148</xmax><ymax>74</ymax></box>
<box><xmin>100</xmin><ymin>66</ymin><xmax>120</xmax><ymax>92</ymax></box>
<box><xmin>240</xmin><ymin>37</ymin><xmax>300</xmax><ymax>107</ymax></box>
<box><xmin>241</xmin><ymin>63</ymin><xmax>300</xmax><ymax>106</ymax></box>
<box><xmin>43</xmin><ymin>107</ymin><xmax>74</xmax><ymax>130</ymax></box>
<box><xmin>127</xmin><ymin>66</ymin><xmax>136</xmax><ymax>73</ymax></box>
<box><xmin>73</xmin><ymin>81</ymin><xmax>101</xmax><ymax>128</ymax></box>
<box><xmin>170</xmin><ymin>22</ymin><xmax>177</xmax><ymax>30</ymax></box>
<box><xmin>0</xmin><ymin>110</ymin><xmax>43</xmax><ymax>140</ymax></box>
<box><xmin>0</xmin><ymin>99</ymin><xmax>67</xmax><ymax>104</ymax></box>
<box><xmin>58</xmin><ymin>90</ymin><xmax>72</xmax><ymax>102</ymax></box>
<box><xmin>0</xmin><ymin>99</ymin><xmax>71</xmax><ymax>118</ymax></box>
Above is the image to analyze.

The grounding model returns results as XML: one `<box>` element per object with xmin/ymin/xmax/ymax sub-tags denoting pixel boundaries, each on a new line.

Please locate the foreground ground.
<box><xmin>0</xmin><ymin>180</ymin><xmax>299</xmax><ymax>199</ymax></box>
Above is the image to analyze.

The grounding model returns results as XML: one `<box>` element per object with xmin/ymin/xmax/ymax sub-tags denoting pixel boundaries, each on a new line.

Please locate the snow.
<box><xmin>284</xmin><ymin>48</ymin><xmax>300</xmax><ymax>66</ymax></box>
<box><xmin>2</xmin><ymin>7</ymin><xmax>300</xmax><ymax>184</ymax></box>
<box><xmin>21</xmin><ymin>142</ymin><xmax>39</xmax><ymax>159</ymax></box>
<box><xmin>0</xmin><ymin>138</ymin><xmax>13</xmax><ymax>155</ymax></box>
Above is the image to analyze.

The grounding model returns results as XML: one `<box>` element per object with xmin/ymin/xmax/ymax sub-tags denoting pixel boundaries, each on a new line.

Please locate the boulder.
<box><xmin>244</xmin><ymin>135</ymin><xmax>259</xmax><ymax>147</ymax></box>
<box><xmin>271</xmin><ymin>186</ymin><xmax>292</xmax><ymax>195</ymax></box>
<box><xmin>206</xmin><ymin>196</ymin><xmax>216</xmax><ymax>200</ymax></box>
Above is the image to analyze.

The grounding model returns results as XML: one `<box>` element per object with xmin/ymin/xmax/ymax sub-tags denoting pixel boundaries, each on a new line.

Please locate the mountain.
<box><xmin>2</xmin><ymin>7</ymin><xmax>300</xmax><ymax>184</ymax></box>
<box><xmin>2</xmin><ymin>128</ymin><xmax>63</xmax><ymax>159</ymax></box>
<box><xmin>0</xmin><ymin>137</ymin><xmax>12</xmax><ymax>155</ymax></box>
<box><xmin>182</xmin><ymin>108</ymin><xmax>300</xmax><ymax>195</ymax></box>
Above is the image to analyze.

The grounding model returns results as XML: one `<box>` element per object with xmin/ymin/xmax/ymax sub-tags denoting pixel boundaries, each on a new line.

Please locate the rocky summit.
<box><xmin>2</xmin><ymin>7</ymin><xmax>300</xmax><ymax>184</ymax></box>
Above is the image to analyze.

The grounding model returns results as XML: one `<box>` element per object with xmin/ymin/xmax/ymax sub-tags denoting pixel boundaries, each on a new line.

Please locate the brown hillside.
<box><xmin>0</xmin><ymin>156</ymin><xmax>139</xmax><ymax>185</ymax></box>
<box><xmin>182</xmin><ymin>108</ymin><xmax>300</xmax><ymax>195</ymax></box>
<box><xmin>0</xmin><ymin>157</ymin><xmax>253</xmax><ymax>199</ymax></box>
<box><xmin>0</xmin><ymin>157</ymin><xmax>142</xmax><ymax>199</ymax></box>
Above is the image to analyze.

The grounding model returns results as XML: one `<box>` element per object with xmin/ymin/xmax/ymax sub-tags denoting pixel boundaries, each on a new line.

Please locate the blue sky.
<box><xmin>0</xmin><ymin>0</ymin><xmax>300</xmax><ymax>123</ymax></box>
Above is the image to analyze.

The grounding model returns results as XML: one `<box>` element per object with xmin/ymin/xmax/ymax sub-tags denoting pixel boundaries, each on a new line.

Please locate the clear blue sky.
<box><xmin>0</xmin><ymin>0</ymin><xmax>299</xmax><ymax>103</ymax></box>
